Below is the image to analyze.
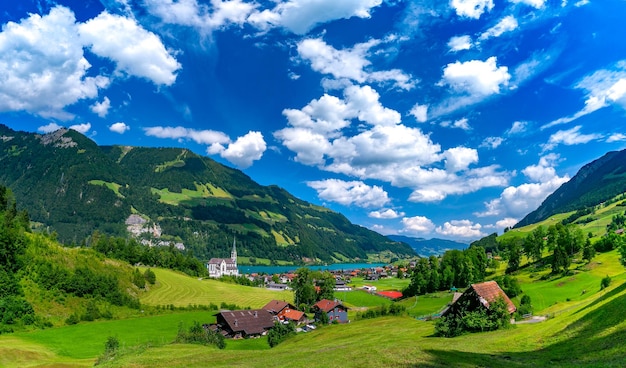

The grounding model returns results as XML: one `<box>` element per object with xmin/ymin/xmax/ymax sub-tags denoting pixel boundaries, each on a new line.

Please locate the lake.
<box><xmin>238</xmin><ymin>262</ymin><xmax>386</xmax><ymax>275</ymax></box>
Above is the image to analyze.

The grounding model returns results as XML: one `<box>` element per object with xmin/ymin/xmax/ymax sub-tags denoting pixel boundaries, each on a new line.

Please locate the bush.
<box><xmin>143</xmin><ymin>268</ymin><xmax>156</xmax><ymax>285</ymax></box>
<box><xmin>601</xmin><ymin>275</ymin><xmax>611</xmax><ymax>290</ymax></box>
<box><xmin>268</xmin><ymin>321</ymin><xmax>296</xmax><ymax>348</ymax></box>
<box><xmin>176</xmin><ymin>321</ymin><xmax>225</xmax><ymax>349</ymax></box>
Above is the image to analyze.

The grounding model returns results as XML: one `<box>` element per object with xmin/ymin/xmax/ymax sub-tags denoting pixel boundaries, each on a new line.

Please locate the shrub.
<box><xmin>601</xmin><ymin>275</ymin><xmax>611</xmax><ymax>290</ymax></box>
<box><xmin>267</xmin><ymin>321</ymin><xmax>295</xmax><ymax>348</ymax></box>
<box><xmin>176</xmin><ymin>321</ymin><xmax>225</xmax><ymax>349</ymax></box>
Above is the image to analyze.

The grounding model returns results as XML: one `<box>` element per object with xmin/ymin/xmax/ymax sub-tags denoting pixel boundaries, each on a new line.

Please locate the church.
<box><xmin>207</xmin><ymin>238</ymin><xmax>239</xmax><ymax>278</ymax></box>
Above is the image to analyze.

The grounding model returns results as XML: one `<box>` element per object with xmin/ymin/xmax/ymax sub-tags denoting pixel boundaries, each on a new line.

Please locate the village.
<box><xmin>204</xmin><ymin>240</ymin><xmax>516</xmax><ymax>340</ymax></box>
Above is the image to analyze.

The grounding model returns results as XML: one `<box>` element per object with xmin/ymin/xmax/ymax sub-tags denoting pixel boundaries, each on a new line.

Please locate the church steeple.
<box><xmin>230</xmin><ymin>237</ymin><xmax>237</xmax><ymax>263</ymax></box>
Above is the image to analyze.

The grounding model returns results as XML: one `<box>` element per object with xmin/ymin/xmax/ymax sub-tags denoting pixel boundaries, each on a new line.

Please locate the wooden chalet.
<box><xmin>214</xmin><ymin>309</ymin><xmax>275</xmax><ymax>338</ymax></box>
<box><xmin>278</xmin><ymin>308</ymin><xmax>307</xmax><ymax>325</ymax></box>
<box><xmin>313</xmin><ymin>299</ymin><xmax>348</xmax><ymax>323</ymax></box>
<box><xmin>442</xmin><ymin>281</ymin><xmax>516</xmax><ymax>318</ymax></box>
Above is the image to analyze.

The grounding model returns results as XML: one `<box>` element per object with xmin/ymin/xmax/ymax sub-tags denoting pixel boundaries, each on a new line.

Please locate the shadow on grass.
<box><xmin>415</xmin><ymin>290</ymin><xmax>626</xmax><ymax>367</ymax></box>
<box><xmin>572</xmin><ymin>280</ymin><xmax>626</xmax><ymax>315</ymax></box>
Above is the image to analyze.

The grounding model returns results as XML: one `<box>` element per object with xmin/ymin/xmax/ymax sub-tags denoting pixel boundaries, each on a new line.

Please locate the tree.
<box><xmin>503</xmin><ymin>238</ymin><xmax>523</xmax><ymax>273</ymax></box>
<box><xmin>523</xmin><ymin>226</ymin><xmax>545</xmax><ymax>263</ymax></box>
<box><xmin>315</xmin><ymin>271</ymin><xmax>335</xmax><ymax>301</ymax></box>
<box><xmin>292</xmin><ymin>268</ymin><xmax>316</xmax><ymax>310</ymax></box>
<box><xmin>582</xmin><ymin>238</ymin><xmax>596</xmax><ymax>262</ymax></box>
<box><xmin>552</xmin><ymin>244</ymin><xmax>570</xmax><ymax>274</ymax></box>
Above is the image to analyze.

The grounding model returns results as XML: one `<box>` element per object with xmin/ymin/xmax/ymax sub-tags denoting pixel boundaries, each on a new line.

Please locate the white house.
<box><xmin>207</xmin><ymin>238</ymin><xmax>239</xmax><ymax>278</ymax></box>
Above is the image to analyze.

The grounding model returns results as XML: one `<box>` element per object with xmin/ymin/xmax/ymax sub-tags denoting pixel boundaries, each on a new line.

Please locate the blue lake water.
<box><xmin>238</xmin><ymin>263</ymin><xmax>386</xmax><ymax>275</ymax></box>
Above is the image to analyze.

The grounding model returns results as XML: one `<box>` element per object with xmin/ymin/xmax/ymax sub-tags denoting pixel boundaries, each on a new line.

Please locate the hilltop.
<box><xmin>0</xmin><ymin>125</ymin><xmax>414</xmax><ymax>263</ymax></box>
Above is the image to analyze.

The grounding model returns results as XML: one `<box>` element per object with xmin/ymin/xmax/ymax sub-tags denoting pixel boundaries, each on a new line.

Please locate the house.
<box><xmin>313</xmin><ymin>299</ymin><xmax>349</xmax><ymax>323</ymax></box>
<box><xmin>262</xmin><ymin>300</ymin><xmax>296</xmax><ymax>315</ymax></box>
<box><xmin>267</xmin><ymin>283</ymin><xmax>290</xmax><ymax>291</ymax></box>
<box><xmin>334</xmin><ymin>280</ymin><xmax>352</xmax><ymax>291</ymax></box>
<box><xmin>207</xmin><ymin>238</ymin><xmax>238</xmax><ymax>278</ymax></box>
<box><xmin>441</xmin><ymin>281</ymin><xmax>516</xmax><ymax>318</ymax></box>
<box><xmin>213</xmin><ymin>309</ymin><xmax>275</xmax><ymax>338</ymax></box>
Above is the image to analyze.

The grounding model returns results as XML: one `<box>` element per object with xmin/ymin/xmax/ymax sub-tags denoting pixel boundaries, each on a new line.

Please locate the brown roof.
<box><xmin>471</xmin><ymin>281</ymin><xmax>516</xmax><ymax>314</ymax></box>
<box><xmin>262</xmin><ymin>300</ymin><xmax>294</xmax><ymax>314</ymax></box>
<box><xmin>217</xmin><ymin>309</ymin><xmax>275</xmax><ymax>336</ymax></box>
<box><xmin>313</xmin><ymin>299</ymin><xmax>346</xmax><ymax>313</ymax></box>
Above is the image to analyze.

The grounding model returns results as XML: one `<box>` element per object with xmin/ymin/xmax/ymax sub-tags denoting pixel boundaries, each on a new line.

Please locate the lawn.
<box><xmin>140</xmin><ymin>268</ymin><xmax>293</xmax><ymax>308</ymax></box>
<box><xmin>336</xmin><ymin>290</ymin><xmax>393</xmax><ymax>308</ymax></box>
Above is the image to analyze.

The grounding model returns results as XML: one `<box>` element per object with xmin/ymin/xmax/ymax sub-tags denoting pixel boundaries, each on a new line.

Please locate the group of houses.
<box><xmin>208</xmin><ymin>298</ymin><xmax>349</xmax><ymax>339</ymax></box>
<box><xmin>205</xmin><ymin>240</ymin><xmax>517</xmax><ymax>339</ymax></box>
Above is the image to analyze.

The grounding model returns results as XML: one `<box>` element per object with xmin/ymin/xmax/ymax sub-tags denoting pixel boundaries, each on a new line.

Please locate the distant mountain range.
<box><xmin>386</xmin><ymin>235</ymin><xmax>467</xmax><ymax>256</ymax></box>
<box><xmin>0</xmin><ymin>125</ymin><xmax>414</xmax><ymax>263</ymax></box>
<box><xmin>516</xmin><ymin>149</ymin><xmax>626</xmax><ymax>228</ymax></box>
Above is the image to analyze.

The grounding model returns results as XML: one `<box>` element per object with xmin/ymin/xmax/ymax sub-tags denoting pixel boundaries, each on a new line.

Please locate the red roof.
<box><xmin>279</xmin><ymin>308</ymin><xmax>306</xmax><ymax>322</ymax></box>
<box><xmin>377</xmin><ymin>291</ymin><xmax>403</xmax><ymax>299</ymax></box>
<box><xmin>313</xmin><ymin>299</ymin><xmax>345</xmax><ymax>313</ymax></box>
<box><xmin>471</xmin><ymin>281</ymin><xmax>516</xmax><ymax>314</ymax></box>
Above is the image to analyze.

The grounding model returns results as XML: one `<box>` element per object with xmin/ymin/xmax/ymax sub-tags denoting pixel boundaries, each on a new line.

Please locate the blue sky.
<box><xmin>1</xmin><ymin>0</ymin><xmax>625</xmax><ymax>242</ymax></box>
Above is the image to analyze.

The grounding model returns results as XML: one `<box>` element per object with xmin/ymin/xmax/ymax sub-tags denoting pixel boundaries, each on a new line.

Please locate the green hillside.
<box><xmin>1</xmin><ymin>252</ymin><xmax>624</xmax><ymax>367</ymax></box>
<box><xmin>0</xmin><ymin>125</ymin><xmax>414</xmax><ymax>263</ymax></box>
<box><xmin>516</xmin><ymin>149</ymin><xmax>626</xmax><ymax>228</ymax></box>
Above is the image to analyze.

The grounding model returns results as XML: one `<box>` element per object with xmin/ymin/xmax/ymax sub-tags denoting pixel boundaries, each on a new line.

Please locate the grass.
<box><xmin>336</xmin><ymin>290</ymin><xmax>393</xmax><ymax>308</ymax></box>
<box><xmin>88</xmin><ymin>180</ymin><xmax>124</xmax><ymax>198</ymax></box>
<box><xmin>4</xmin><ymin>251</ymin><xmax>626</xmax><ymax>367</ymax></box>
<box><xmin>140</xmin><ymin>268</ymin><xmax>293</xmax><ymax>308</ymax></box>
<box><xmin>0</xmin><ymin>311</ymin><xmax>212</xmax><ymax>367</ymax></box>
<box><xmin>98</xmin><ymin>277</ymin><xmax>626</xmax><ymax>367</ymax></box>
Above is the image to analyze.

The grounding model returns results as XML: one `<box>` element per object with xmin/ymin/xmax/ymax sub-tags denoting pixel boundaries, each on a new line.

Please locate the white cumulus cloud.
<box><xmin>144</xmin><ymin>0</ymin><xmax>256</xmax><ymax>31</ymax></box>
<box><xmin>436</xmin><ymin>220</ymin><xmax>485</xmax><ymax>238</ymax></box>
<box><xmin>509</xmin><ymin>0</ymin><xmax>546</xmax><ymax>9</ymax></box>
<box><xmin>79</xmin><ymin>11</ymin><xmax>181</xmax><ymax>86</ymax></box>
<box><xmin>542</xmin><ymin>125</ymin><xmax>602</xmax><ymax>151</ymax></box>
<box><xmin>307</xmin><ymin>179</ymin><xmax>390</xmax><ymax>208</ymax></box>
<box><xmin>218</xmin><ymin>131</ymin><xmax>267</xmax><ymax>168</ymax></box>
<box><xmin>91</xmin><ymin>97</ymin><xmax>111</xmax><ymax>118</ymax></box>
<box><xmin>402</xmin><ymin>216</ymin><xmax>436</xmax><ymax>234</ymax></box>
<box><xmin>479</xmin><ymin>15</ymin><xmax>518</xmax><ymax>41</ymax></box>
<box><xmin>441</xmin><ymin>57</ymin><xmax>510</xmax><ymax>96</ymax></box>
<box><xmin>409</xmin><ymin>104</ymin><xmax>429</xmax><ymax>122</ymax></box>
<box><xmin>450</xmin><ymin>0</ymin><xmax>494</xmax><ymax>19</ymax></box>
<box><xmin>109</xmin><ymin>122</ymin><xmax>130</xmax><ymax>134</ymax></box>
<box><xmin>297</xmin><ymin>37</ymin><xmax>414</xmax><ymax>90</ymax></box>
<box><xmin>476</xmin><ymin>155</ymin><xmax>570</xmax><ymax>219</ymax></box>
<box><xmin>448</xmin><ymin>35</ymin><xmax>472</xmax><ymax>52</ymax></box>
<box><xmin>38</xmin><ymin>123</ymin><xmax>63</xmax><ymax>133</ymax></box>
<box><xmin>369</xmin><ymin>209</ymin><xmax>405</xmax><ymax>219</ymax></box>
<box><xmin>0</xmin><ymin>6</ymin><xmax>109</xmax><ymax>120</ymax></box>
<box><xmin>70</xmin><ymin>123</ymin><xmax>92</xmax><ymax>134</ymax></box>
<box><xmin>249</xmin><ymin>0</ymin><xmax>383</xmax><ymax>35</ymax></box>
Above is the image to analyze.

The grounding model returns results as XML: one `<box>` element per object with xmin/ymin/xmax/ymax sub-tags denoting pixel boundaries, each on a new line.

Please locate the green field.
<box><xmin>139</xmin><ymin>268</ymin><xmax>293</xmax><ymax>308</ymax></box>
<box><xmin>3</xmin><ymin>245</ymin><xmax>626</xmax><ymax>367</ymax></box>
<box><xmin>99</xmin><ymin>277</ymin><xmax>626</xmax><ymax>367</ymax></box>
<box><xmin>348</xmin><ymin>276</ymin><xmax>410</xmax><ymax>291</ymax></box>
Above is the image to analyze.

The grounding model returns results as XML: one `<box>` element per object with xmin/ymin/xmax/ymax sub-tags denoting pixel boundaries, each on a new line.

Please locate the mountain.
<box><xmin>516</xmin><ymin>149</ymin><xmax>626</xmax><ymax>228</ymax></box>
<box><xmin>0</xmin><ymin>125</ymin><xmax>414</xmax><ymax>263</ymax></box>
<box><xmin>386</xmin><ymin>235</ymin><xmax>467</xmax><ymax>256</ymax></box>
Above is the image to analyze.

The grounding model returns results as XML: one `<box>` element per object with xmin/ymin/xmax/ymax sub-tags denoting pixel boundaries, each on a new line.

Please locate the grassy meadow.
<box><xmin>139</xmin><ymin>268</ymin><xmax>293</xmax><ymax>308</ymax></box>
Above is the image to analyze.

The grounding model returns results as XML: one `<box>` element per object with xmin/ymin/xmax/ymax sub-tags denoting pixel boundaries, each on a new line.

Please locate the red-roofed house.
<box><xmin>312</xmin><ymin>299</ymin><xmax>348</xmax><ymax>323</ymax></box>
<box><xmin>442</xmin><ymin>280</ymin><xmax>516</xmax><ymax>318</ymax></box>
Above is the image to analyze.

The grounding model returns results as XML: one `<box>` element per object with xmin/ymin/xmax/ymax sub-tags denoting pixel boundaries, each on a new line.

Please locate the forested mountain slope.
<box><xmin>516</xmin><ymin>149</ymin><xmax>626</xmax><ymax>228</ymax></box>
<box><xmin>0</xmin><ymin>125</ymin><xmax>413</xmax><ymax>263</ymax></box>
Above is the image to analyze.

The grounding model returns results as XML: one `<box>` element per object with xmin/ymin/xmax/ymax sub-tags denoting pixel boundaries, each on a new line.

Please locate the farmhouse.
<box><xmin>207</xmin><ymin>238</ymin><xmax>238</xmax><ymax>278</ymax></box>
<box><xmin>262</xmin><ymin>300</ymin><xmax>296</xmax><ymax>315</ymax></box>
<box><xmin>213</xmin><ymin>309</ymin><xmax>275</xmax><ymax>338</ymax></box>
<box><xmin>313</xmin><ymin>299</ymin><xmax>349</xmax><ymax>323</ymax></box>
<box><xmin>442</xmin><ymin>280</ymin><xmax>516</xmax><ymax>318</ymax></box>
